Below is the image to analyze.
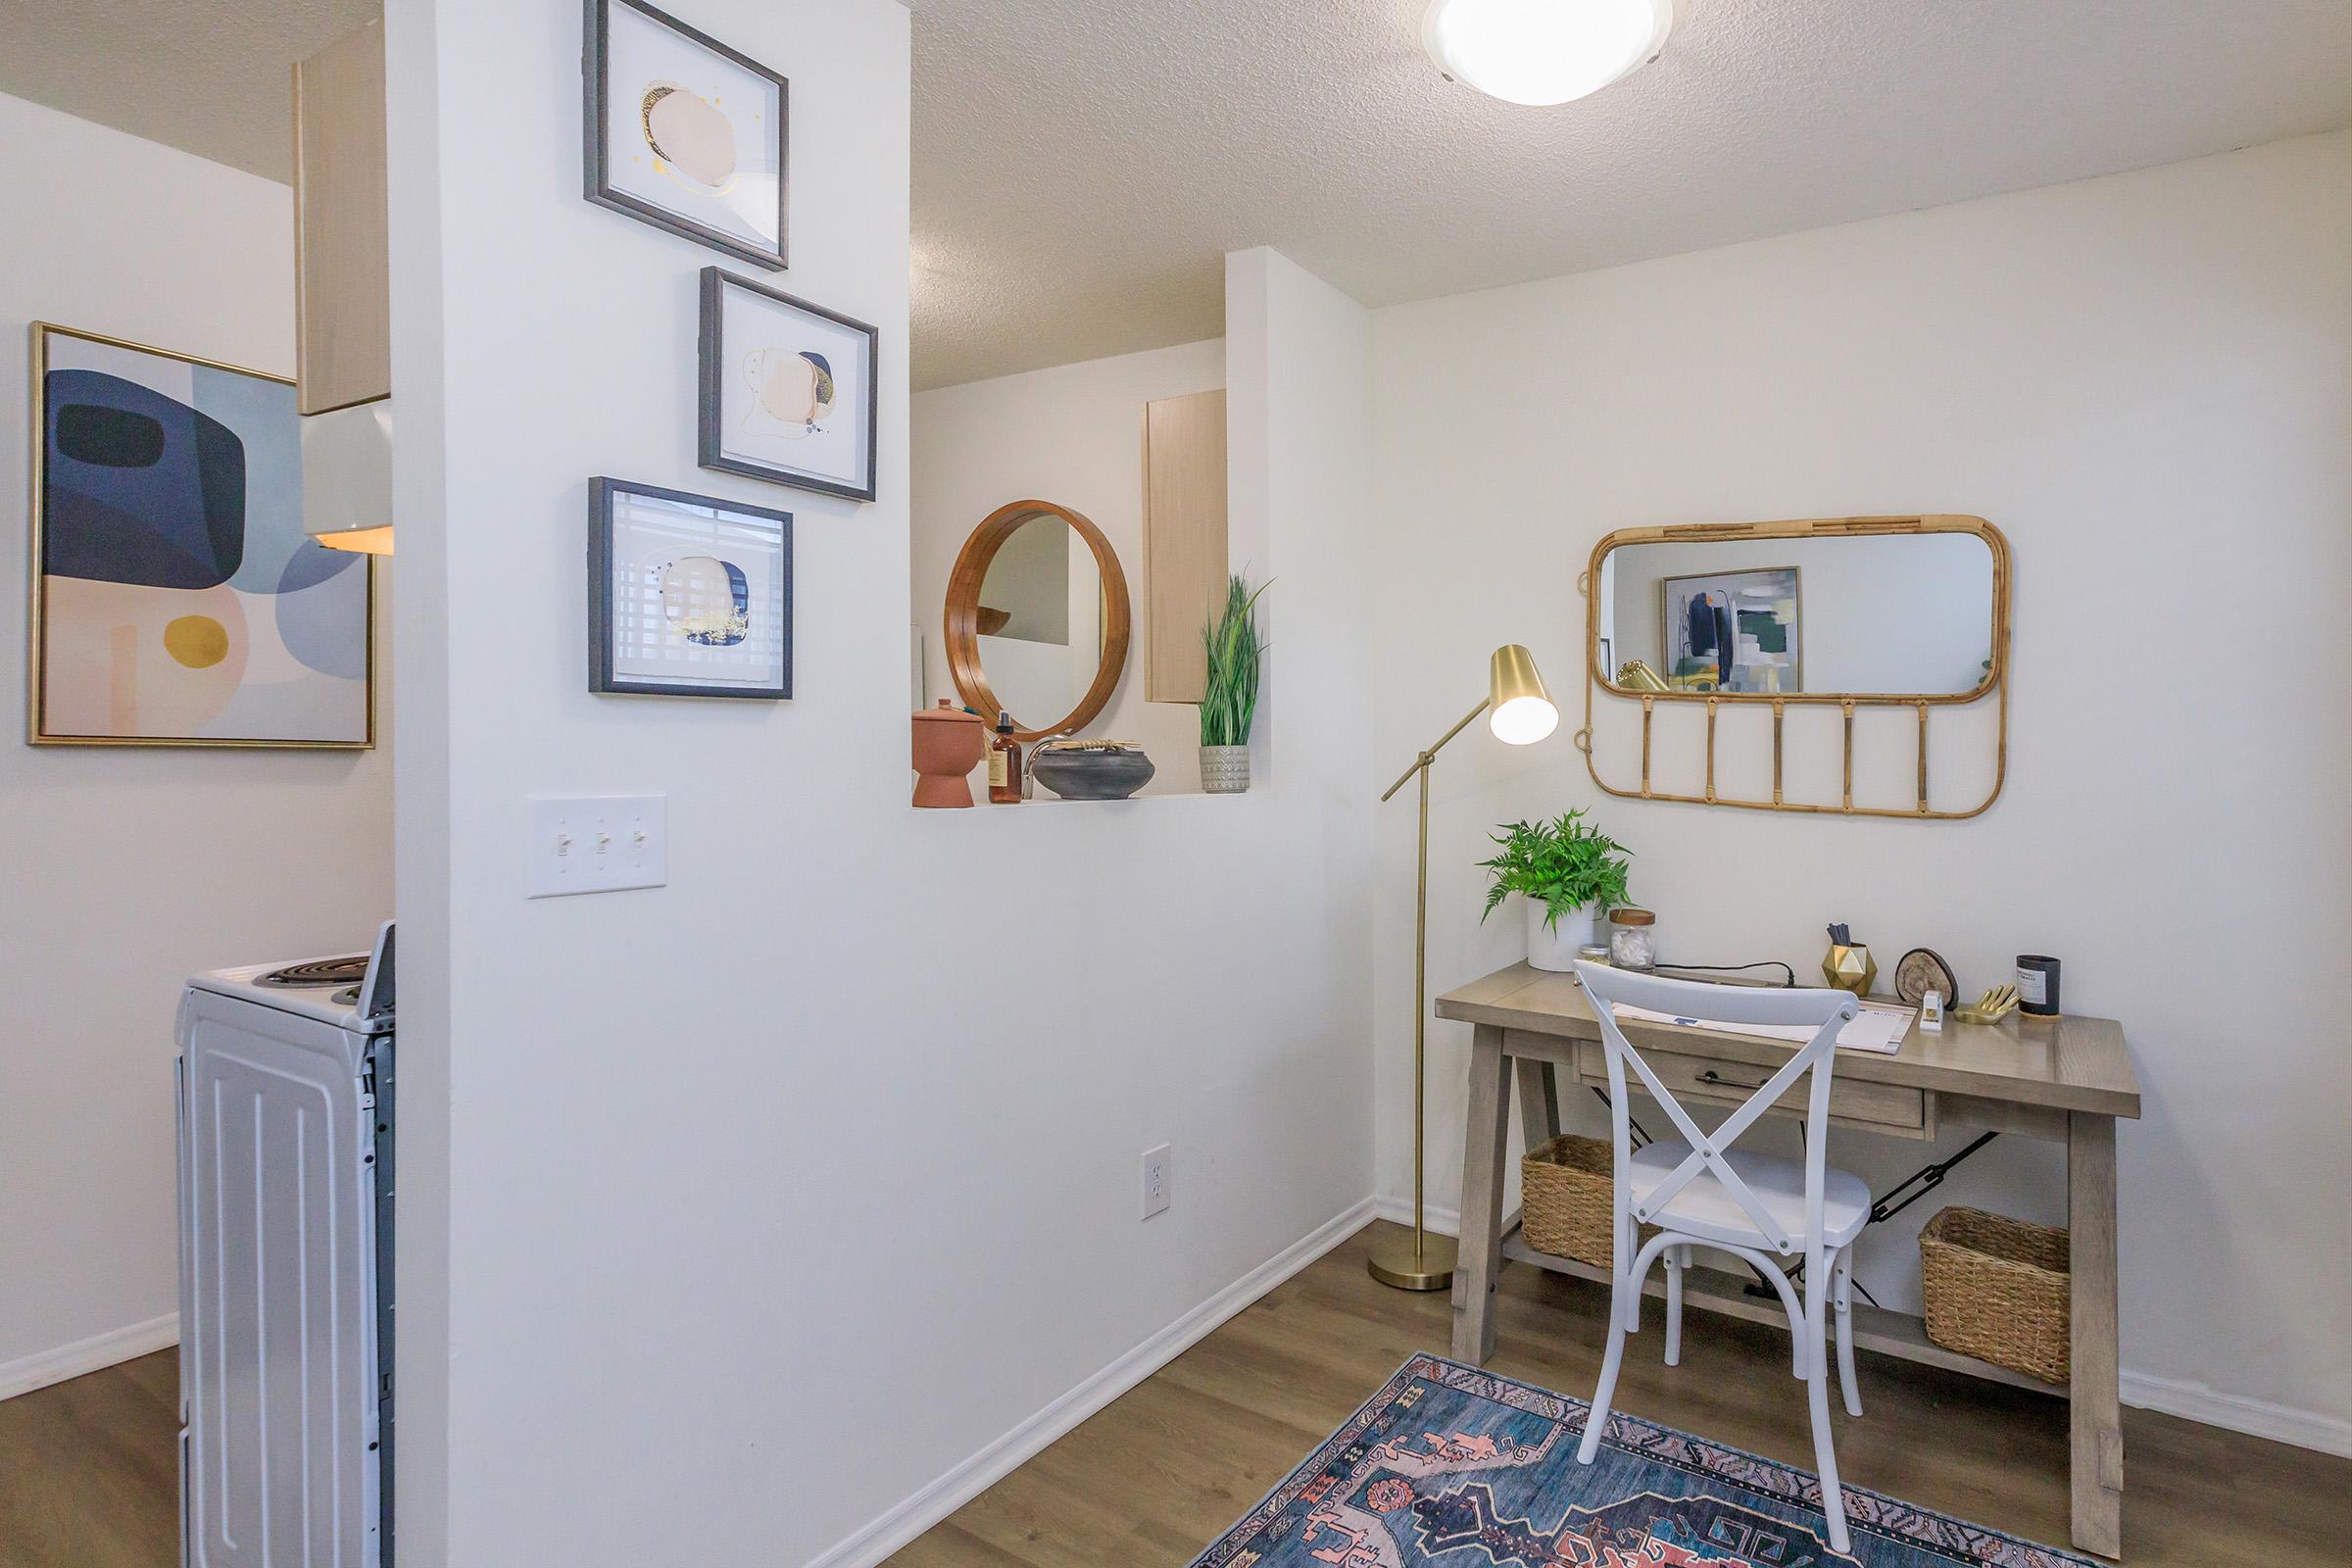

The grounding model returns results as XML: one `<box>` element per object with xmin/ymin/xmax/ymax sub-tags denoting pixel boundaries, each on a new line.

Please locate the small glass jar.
<box><xmin>1608</xmin><ymin>907</ymin><xmax>1657</xmax><ymax>972</ymax></box>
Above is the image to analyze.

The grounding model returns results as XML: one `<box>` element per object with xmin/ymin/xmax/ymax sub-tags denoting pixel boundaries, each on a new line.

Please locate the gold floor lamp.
<box><xmin>1369</xmin><ymin>644</ymin><xmax>1560</xmax><ymax>1291</ymax></box>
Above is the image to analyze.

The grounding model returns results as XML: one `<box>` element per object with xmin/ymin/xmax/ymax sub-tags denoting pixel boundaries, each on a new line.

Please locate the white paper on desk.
<box><xmin>1610</xmin><ymin>999</ymin><xmax>1915</xmax><ymax>1054</ymax></box>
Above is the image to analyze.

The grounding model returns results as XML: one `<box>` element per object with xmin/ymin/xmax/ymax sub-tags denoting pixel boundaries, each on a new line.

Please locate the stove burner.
<box><xmin>332</xmin><ymin>984</ymin><xmax>362</xmax><ymax>1005</ymax></box>
<box><xmin>259</xmin><ymin>956</ymin><xmax>369</xmax><ymax>988</ymax></box>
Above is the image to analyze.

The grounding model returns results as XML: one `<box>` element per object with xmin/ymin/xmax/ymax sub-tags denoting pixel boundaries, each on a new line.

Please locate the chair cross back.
<box><xmin>1573</xmin><ymin>962</ymin><xmax>1857</xmax><ymax>1253</ymax></box>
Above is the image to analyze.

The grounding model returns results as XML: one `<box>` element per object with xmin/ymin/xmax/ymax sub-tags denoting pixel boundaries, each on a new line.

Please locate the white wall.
<box><xmin>1368</xmin><ymin>131</ymin><xmax>2352</xmax><ymax>1449</ymax></box>
<box><xmin>389</xmin><ymin>3</ymin><xmax>1372</xmax><ymax>1561</ymax></box>
<box><xmin>0</xmin><ymin>91</ymin><xmax>394</xmax><ymax>1396</ymax></box>
<box><xmin>912</xmin><ymin>338</ymin><xmax>1224</xmax><ymax>791</ymax></box>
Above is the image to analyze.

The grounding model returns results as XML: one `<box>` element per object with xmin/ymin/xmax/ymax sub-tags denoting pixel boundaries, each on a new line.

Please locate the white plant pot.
<box><xmin>1525</xmin><ymin>898</ymin><xmax>1596</xmax><ymax>972</ymax></box>
<box><xmin>1200</xmin><ymin>744</ymin><xmax>1251</xmax><ymax>794</ymax></box>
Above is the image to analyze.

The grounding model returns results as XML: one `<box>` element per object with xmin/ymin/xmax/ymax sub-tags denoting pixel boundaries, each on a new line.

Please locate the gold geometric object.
<box><xmin>1823</xmin><ymin>943</ymin><xmax>1878</xmax><ymax>996</ymax></box>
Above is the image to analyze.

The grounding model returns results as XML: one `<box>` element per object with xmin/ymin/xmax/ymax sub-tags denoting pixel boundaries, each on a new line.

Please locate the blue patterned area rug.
<box><xmin>1190</xmin><ymin>1354</ymin><xmax>2091</xmax><ymax>1568</ymax></box>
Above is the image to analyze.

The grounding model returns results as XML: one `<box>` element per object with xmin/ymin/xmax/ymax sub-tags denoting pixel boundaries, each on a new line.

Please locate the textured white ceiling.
<box><xmin>0</xmin><ymin>0</ymin><xmax>380</xmax><ymax>180</ymax></box>
<box><xmin>7</xmin><ymin>2</ymin><xmax>2345</xmax><ymax>390</ymax></box>
<box><xmin>912</xmin><ymin>0</ymin><xmax>2352</xmax><ymax>388</ymax></box>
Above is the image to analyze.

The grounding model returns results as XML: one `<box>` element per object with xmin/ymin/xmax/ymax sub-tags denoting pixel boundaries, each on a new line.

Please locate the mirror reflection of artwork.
<box><xmin>586</xmin><ymin>0</ymin><xmax>787</xmax><ymax>270</ymax></box>
<box><xmin>700</xmin><ymin>268</ymin><xmax>879</xmax><ymax>502</ymax></box>
<box><xmin>1661</xmin><ymin>567</ymin><xmax>1800</xmax><ymax>693</ymax></box>
<box><xmin>973</xmin><ymin>513</ymin><xmax>1106</xmax><ymax>729</ymax></box>
<box><xmin>590</xmin><ymin>478</ymin><xmax>791</xmax><ymax>699</ymax></box>
<box><xmin>1598</xmin><ymin>531</ymin><xmax>1997</xmax><ymax>699</ymax></box>
<box><xmin>29</xmin><ymin>324</ymin><xmax>372</xmax><ymax>747</ymax></box>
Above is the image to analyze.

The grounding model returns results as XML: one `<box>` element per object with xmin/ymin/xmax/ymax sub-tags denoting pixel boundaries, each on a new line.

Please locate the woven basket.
<box><xmin>1521</xmin><ymin>1135</ymin><xmax>1623</xmax><ymax>1267</ymax></box>
<box><xmin>1920</xmin><ymin>1205</ymin><xmax>2071</xmax><ymax>1383</ymax></box>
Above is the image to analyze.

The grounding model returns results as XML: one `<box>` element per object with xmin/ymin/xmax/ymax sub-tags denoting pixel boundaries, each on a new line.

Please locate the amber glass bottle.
<box><xmin>987</xmin><ymin>710</ymin><xmax>1023</xmax><ymax>804</ymax></box>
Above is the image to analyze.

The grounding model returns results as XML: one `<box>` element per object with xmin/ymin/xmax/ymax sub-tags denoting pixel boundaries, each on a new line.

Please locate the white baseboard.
<box><xmin>2121</xmin><ymin>1369</ymin><xmax>2352</xmax><ymax>1457</ymax></box>
<box><xmin>1370</xmin><ymin>1191</ymin><xmax>2352</xmax><ymax>1458</ymax></box>
<box><xmin>806</xmin><ymin>1198</ymin><xmax>1377</xmax><ymax>1568</ymax></box>
<box><xmin>0</xmin><ymin>1313</ymin><xmax>178</xmax><ymax>1402</ymax></box>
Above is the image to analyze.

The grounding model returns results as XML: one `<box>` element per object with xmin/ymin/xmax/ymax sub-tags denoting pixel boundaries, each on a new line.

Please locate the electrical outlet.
<box><xmin>1141</xmin><ymin>1144</ymin><xmax>1172</xmax><ymax>1220</ymax></box>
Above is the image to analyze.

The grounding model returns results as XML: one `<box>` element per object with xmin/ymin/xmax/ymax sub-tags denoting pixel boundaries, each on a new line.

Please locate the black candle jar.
<box><xmin>2016</xmin><ymin>955</ymin><xmax>2062</xmax><ymax>1016</ymax></box>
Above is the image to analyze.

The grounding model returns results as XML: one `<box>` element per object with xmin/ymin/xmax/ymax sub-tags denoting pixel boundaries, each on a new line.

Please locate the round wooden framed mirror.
<box><xmin>944</xmin><ymin>500</ymin><xmax>1132</xmax><ymax>743</ymax></box>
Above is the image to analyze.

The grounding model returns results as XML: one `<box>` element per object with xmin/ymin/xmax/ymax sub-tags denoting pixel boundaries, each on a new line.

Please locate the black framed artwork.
<box><xmin>698</xmin><ymin>268</ymin><xmax>879</xmax><ymax>502</ymax></box>
<box><xmin>583</xmin><ymin>0</ymin><xmax>788</xmax><ymax>270</ymax></box>
<box><xmin>588</xmin><ymin>477</ymin><xmax>793</xmax><ymax>699</ymax></box>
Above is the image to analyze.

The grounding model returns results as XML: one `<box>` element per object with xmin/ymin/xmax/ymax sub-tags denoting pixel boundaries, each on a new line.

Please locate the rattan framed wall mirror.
<box><xmin>1576</xmin><ymin>514</ymin><xmax>2012</xmax><ymax>819</ymax></box>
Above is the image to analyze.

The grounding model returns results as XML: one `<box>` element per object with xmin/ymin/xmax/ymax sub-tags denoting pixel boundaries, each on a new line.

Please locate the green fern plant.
<box><xmin>1200</xmin><ymin>573</ymin><xmax>1268</xmax><ymax>748</ymax></box>
<box><xmin>1478</xmin><ymin>810</ymin><xmax>1633</xmax><ymax>931</ymax></box>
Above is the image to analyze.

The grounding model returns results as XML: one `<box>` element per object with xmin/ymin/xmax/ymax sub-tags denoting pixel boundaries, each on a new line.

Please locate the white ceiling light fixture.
<box><xmin>1422</xmin><ymin>0</ymin><xmax>1674</xmax><ymax>107</ymax></box>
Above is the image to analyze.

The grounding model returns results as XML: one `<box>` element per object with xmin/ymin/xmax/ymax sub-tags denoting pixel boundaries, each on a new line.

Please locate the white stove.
<box><xmin>177</xmin><ymin>921</ymin><xmax>395</xmax><ymax>1568</ymax></box>
<box><xmin>187</xmin><ymin>936</ymin><xmax>396</xmax><ymax>1037</ymax></box>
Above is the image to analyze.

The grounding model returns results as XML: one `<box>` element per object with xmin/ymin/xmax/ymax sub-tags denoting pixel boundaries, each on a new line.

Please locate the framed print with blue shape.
<box><xmin>699</xmin><ymin>267</ymin><xmax>879</xmax><ymax>503</ymax></box>
<box><xmin>28</xmin><ymin>323</ymin><xmax>373</xmax><ymax>747</ymax></box>
<box><xmin>589</xmin><ymin>477</ymin><xmax>792</xmax><ymax>699</ymax></box>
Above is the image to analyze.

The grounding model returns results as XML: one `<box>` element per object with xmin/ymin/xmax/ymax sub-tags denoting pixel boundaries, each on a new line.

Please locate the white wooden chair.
<box><xmin>1571</xmin><ymin>960</ymin><xmax>1869</xmax><ymax>1555</ymax></box>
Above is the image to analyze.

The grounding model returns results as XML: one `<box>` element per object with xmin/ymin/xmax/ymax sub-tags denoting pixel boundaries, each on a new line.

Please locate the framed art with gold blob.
<box><xmin>584</xmin><ymin>0</ymin><xmax>787</xmax><ymax>270</ymax></box>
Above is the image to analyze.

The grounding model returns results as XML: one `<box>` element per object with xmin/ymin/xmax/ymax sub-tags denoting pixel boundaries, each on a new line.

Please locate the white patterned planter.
<box><xmin>1200</xmin><ymin>745</ymin><xmax>1251</xmax><ymax>794</ymax></box>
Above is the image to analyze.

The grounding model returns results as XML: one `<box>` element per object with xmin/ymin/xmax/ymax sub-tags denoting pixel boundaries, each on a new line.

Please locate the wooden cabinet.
<box><xmin>1140</xmin><ymin>388</ymin><xmax>1227</xmax><ymax>702</ymax></box>
<box><xmin>294</xmin><ymin>19</ymin><xmax>390</xmax><ymax>415</ymax></box>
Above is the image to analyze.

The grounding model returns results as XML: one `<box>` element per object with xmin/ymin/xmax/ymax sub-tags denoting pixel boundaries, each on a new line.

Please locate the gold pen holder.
<box><xmin>1822</xmin><ymin>943</ymin><xmax>1877</xmax><ymax>996</ymax></box>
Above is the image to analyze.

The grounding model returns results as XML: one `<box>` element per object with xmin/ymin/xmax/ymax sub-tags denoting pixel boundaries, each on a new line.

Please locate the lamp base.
<box><xmin>1367</xmin><ymin>1231</ymin><xmax>1458</xmax><ymax>1292</ymax></box>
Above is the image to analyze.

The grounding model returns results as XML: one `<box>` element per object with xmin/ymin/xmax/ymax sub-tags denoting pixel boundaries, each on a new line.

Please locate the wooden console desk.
<box><xmin>1437</xmin><ymin>962</ymin><xmax>2141</xmax><ymax>1558</ymax></box>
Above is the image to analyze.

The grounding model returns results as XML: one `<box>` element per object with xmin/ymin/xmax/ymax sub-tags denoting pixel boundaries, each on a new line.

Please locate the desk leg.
<box><xmin>1451</xmin><ymin>1025</ymin><xmax>1511</xmax><ymax>1366</ymax></box>
<box><xmin>2069</xmin><ymin>1111</ymin><xmax>2124</xmax><ymax>1558</ymax></box>
<box><xmin>1516</xmin><ymin>1055</ymin><xmax>1561</xmax><ymax>1155</ymax></box>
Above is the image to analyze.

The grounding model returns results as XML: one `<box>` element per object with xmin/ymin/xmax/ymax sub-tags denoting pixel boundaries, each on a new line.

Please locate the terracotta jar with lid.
<box><xmin>911</xmin><ymin>700</ymin><xmax>989</xmax><ymax>808</ymax></box>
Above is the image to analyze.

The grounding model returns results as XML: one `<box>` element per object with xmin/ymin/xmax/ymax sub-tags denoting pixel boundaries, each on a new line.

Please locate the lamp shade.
<box><xmin>1488</xmin><ymin>643</ymin><xmax>1558</xmax><ymax>745</ymax></box>
<box><xmin>304</xmin><ymin>401</ymin><xmax>394</xmax><ymax>555</ymax></box>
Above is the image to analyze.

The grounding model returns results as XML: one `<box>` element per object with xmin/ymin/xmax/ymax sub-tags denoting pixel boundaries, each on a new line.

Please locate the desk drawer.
<box><xmin>1576</xmin><ymin>1042</ymin><xmax>1930</xmax><ymax>1137</ymax></box>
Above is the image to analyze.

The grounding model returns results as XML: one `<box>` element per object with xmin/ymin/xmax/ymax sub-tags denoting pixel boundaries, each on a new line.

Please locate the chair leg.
<box><xmin>1663</xmin><ymin>1244</ymin><xmax>1687</xmax><ymax>1367</ymax></box>
<box><xmin>1622</xmin><ymin>1214</ymin><xmax>1643</xmax><ymax>1336</ymax></box>
<box><xmin>1803</xmin><ymin>1259</ymin><xmax>1851</xmax><ymax>1556</ymax></box>
<box><xmin>1833</xmin><ymin>1247</ymin><xmax>1862</xmax><ymax>1418</ymax></box>
<box><xmin>1580</xmin><ymin>1248</ymin><xmax>1636</xmax><ymax>1465</ymax></box>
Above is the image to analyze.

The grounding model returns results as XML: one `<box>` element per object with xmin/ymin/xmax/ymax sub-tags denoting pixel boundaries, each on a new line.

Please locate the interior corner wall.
<box><xmin>1365</xmin><ymin>130</ymin><xmax>2352</xmax><ymax>1448</ymax></box>
<box><xmin>390</xmin><ymin>7</ymin><xmax>1373</xmax><ymax>1561</ymax></box>
<box><xmin>0</xmin><ymin>90</ymin><xmax>395</xmax><ymax>1395</ymax></box>
<box><xmin>910</xmin><ymin>336</ymin><xmax>1224</xmax><ymax>790</ymax></box>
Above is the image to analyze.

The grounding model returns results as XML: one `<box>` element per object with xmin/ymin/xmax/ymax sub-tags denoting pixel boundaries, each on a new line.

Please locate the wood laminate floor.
<box><xmin>3</xmin><ymin>1223</ymin><xmax>2344</xmax><ymax>1566</ymax></box>
<box><xmin>887</xmin><ymin>1222</ymin><xmax>2348</xmax><ymax>1567</ymax></box>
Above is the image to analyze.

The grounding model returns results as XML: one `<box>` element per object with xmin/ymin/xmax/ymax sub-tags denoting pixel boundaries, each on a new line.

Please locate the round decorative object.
<box><xmin>1365</xmin><ymin>1479</ymin><xmax>1415</xmax><ymax>1513</ymax></box>
<box><xmin>1894</xmin><ymin>947</ymin><xmax>1959</xmax><ymax>1008</ymax></box>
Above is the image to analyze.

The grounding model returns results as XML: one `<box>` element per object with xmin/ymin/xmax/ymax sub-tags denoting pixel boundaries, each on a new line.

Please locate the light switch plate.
<box><xmin>526</xmin><ymin>795</ymin><xmax>666</xmax><ymax>898</ymax></box>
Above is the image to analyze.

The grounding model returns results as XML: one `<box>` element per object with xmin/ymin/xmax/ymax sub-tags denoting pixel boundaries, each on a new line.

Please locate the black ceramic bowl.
<box><xmin>1031</xmin><ymin>747</ymin><xmax>1154</xmax><ymax>801</ymax></box>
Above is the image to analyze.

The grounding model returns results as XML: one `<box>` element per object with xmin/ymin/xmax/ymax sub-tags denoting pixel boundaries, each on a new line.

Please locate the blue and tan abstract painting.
<box><xmin>34</xmin><ymin>327</ymin><xmax>370</xmax><ymax>745</ymax></box>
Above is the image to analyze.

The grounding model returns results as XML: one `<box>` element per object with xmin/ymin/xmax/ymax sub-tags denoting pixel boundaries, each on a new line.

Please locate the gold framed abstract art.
<box><xmin>27</xmin><ymin>323</ymin><xmax>374</xmax><ymax>748</ymax></box>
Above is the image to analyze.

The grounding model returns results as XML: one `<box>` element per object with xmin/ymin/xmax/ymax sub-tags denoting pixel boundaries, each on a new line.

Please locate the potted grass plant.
<box><xmin>1199</xmin><ymin>573</ymin><xmax>1267</xmax><ymax>793</ymax></box>
<box><xmin>1478</xmin><ymin>810</ymin><xmax>1633</xmax><ymax>971</ymax></box>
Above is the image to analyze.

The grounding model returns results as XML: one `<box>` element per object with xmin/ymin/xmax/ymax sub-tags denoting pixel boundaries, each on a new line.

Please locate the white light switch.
<box><xmin>527</xmin><ymin>795</ymin><xmax>666</xmax><ymax>898</ymax></box>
